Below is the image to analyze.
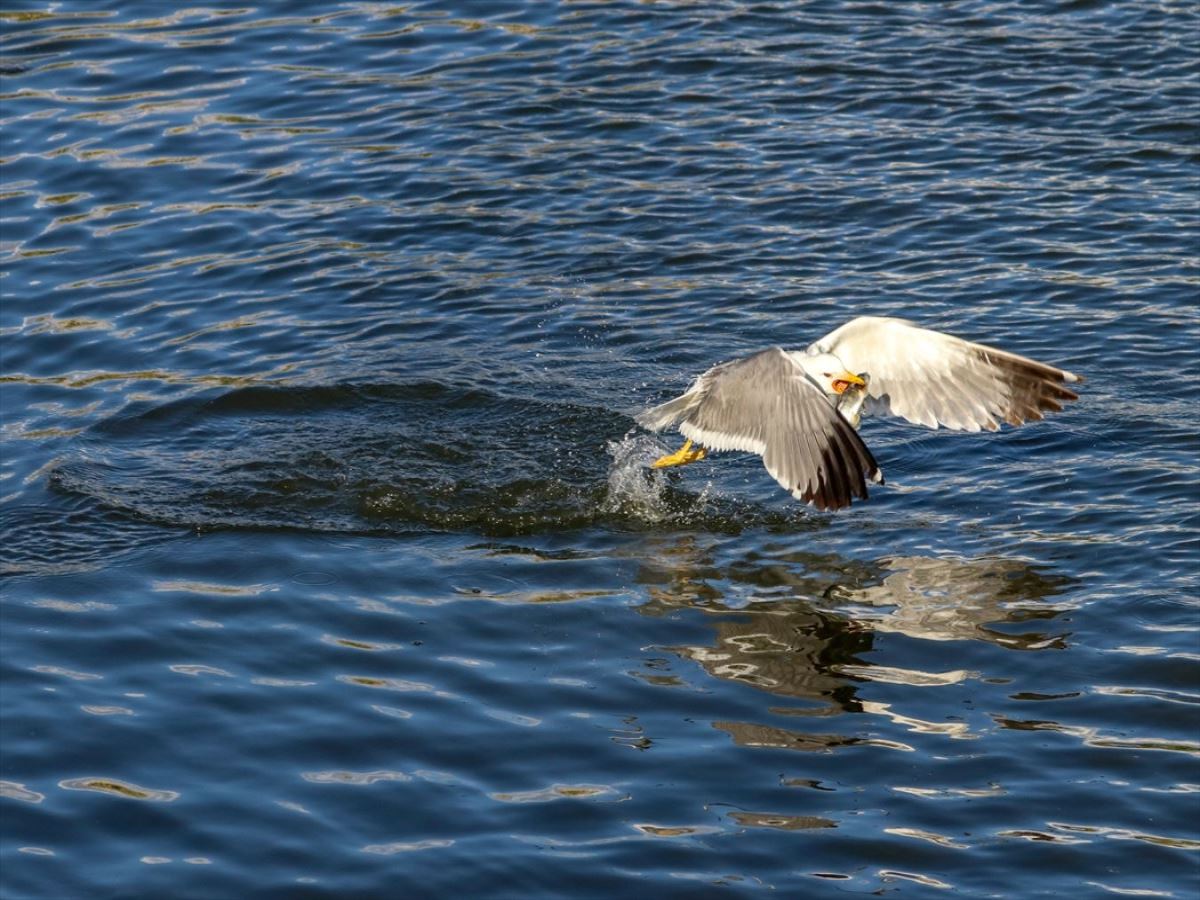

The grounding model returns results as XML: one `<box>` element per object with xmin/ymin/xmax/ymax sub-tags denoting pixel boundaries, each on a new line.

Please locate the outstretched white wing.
<box><xmin>637</xmin><ymin>347</ymin><xmax>883</xmax><ymax>511</ymax></box>
<box><xmin>809</xmin><ymin>316</ymin><xmax>1082</xmax><ymax>432</ymax></box>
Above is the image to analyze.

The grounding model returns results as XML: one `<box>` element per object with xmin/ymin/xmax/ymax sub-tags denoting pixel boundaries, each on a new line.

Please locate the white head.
<box><xmin>796</xmin><ymin>351</ymin><xmax>867</xmax><ymax>397</ymax></box>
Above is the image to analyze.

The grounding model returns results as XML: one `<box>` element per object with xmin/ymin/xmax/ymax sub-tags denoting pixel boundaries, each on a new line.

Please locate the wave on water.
<box><xmin>0</xmin><ymin>497</ymin><xmax>178</xmax><ymax>578</ymax></box>
<box><xmin>16</xmin><ymin>382</ymin><xmax>806</xmax><ymax>573</ymax></box>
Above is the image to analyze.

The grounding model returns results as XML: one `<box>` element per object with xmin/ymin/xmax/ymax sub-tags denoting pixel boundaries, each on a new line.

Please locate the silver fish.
<box><xmin>836</xmin><ymin>372</ymin><xmax>870</xmax><ymax>429</ymax></box>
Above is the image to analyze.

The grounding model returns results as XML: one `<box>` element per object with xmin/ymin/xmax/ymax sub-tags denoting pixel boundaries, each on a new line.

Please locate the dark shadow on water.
<box><xmin>18</xmin><ymin>380</ymin><xmax>815</xmax><ymax>573</ymax></box>
<box><xmin>46</xmin><ymin>380</ymin><xmax>622</xmax><ymax>536</ymax></box>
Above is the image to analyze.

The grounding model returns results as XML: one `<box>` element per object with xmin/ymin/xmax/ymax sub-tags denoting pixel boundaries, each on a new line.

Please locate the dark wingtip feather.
<box><xmin>798</xmin><ymin>420</ymin><xmax>884</xmax><ymax>511</ymax></box>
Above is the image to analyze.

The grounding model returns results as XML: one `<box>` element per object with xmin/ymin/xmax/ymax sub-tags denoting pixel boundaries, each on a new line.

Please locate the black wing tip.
<box><xmin>985</xmin><ymin>352</ymin><xmax>1084</xmax><ymax>395</ymax></box>
<box><xmin>801</xmin><ymin>489</ymin><xmax>846</xmax><ymax>512</ymax></box>
<box><xmin>983</xmin><ymin>351</ymin><xmax>1084</xmax><ymax>430</ymax></box>
<box><xmin>796</xmin><ymin>456</ymin><xmax>884</xmax><ymax>512</ymax></box>
<box><xmin>795</xmin><ymin>418</ymin><xmax>885</xmax><ymax>511</ymax></box>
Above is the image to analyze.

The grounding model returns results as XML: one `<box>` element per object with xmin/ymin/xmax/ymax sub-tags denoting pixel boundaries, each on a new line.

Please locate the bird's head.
<box><xmin>801</xmin><ymin>352</ymin><xmax>868</xmax><ymax>396</ymax></box>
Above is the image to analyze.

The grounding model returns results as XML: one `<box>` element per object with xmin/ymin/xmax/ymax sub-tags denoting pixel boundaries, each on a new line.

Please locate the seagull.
<box><xmin>637</xmin><ymin>316</ymin><xmax>1082</xmax><ymax>510</ymax></box>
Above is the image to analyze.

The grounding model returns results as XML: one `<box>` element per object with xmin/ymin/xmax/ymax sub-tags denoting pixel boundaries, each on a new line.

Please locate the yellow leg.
<box><xmin>651</xmin><ymin>438</ymin><xmax>707</xmax><ymax>469</ymax></box>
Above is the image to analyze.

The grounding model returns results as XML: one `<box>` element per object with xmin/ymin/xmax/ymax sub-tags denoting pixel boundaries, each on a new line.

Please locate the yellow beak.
<box><xmin>831</xmin><ymin>371</ymin><xmax>866</xmax><ymax>395</ymax></box>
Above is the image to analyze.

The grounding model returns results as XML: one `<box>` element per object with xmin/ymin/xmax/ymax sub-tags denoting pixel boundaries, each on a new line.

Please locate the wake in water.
<box><xmin>32</xmin><ymin>382</ymin><xmax>796</xmax><ymax>563</ymax></box>
<box><xmin>3</xmin><ymin>379</ymin><xmax>852</xmax><ymax>580</ymax></box>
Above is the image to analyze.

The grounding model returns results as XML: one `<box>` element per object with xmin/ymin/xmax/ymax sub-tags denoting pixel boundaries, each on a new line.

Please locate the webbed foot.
<box><xmin>651</xmin><ymin>439</ymin><xmax>707</xmax><ymax>469</ymax></box>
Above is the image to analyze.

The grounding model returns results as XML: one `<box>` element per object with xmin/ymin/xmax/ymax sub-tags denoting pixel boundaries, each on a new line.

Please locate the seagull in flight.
<box><xmin>637</xmin><ymin>316</ymin><xmax>1082</xmax><ymax>510</ymax></box>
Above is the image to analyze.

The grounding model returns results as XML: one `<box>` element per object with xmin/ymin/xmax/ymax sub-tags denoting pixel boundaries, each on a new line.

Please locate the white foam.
<box><xmin>602</xmin><ymin>432</ymin><xmax>673</xmax><ymax>522</ymax></box>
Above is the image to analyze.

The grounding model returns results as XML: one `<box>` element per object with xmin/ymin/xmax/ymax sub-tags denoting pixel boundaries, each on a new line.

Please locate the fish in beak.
<box><xmin>831</xmin><ymin>371</ymin><xmax>867</xmax><ymax>395</ymax></box>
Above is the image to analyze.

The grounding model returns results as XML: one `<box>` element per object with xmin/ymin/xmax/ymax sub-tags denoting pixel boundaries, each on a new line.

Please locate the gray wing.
<box><xmin>637</xmin><ymin>347</ymin><xmax>883</xmax><ymax>511</ymax></box>
<box><xmin>809</xmin><ymin>316</ymin><xmax>1082</xmax><ymax>432</ymax></box>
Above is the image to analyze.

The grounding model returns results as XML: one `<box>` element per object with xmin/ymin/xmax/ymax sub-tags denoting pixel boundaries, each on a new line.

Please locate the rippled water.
<box><xmin>2</xmin><ymin>2</ymin><xmax>1198</xmax><ymax>897</ymax></box>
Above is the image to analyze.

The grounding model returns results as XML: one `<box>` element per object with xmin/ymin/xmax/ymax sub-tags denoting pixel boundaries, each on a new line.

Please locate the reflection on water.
<box><xmin>674</xmin><ymin>606</ymin><xmax>867</xmax><ymax>709</ymax></box>
<box><xmin>640</xmin><ymin>538</ymin><xmax>1072</xmax><ymax>649</ymax></box>
<box><xmin>635</xmin><ymin>542</ymin><xmax>1077</xmax><ymax>747</ymax></box>
<box><xmin>830</xmin><ymin>555</ymin><xmax>1075</xmax><ymax>650</ymax></box>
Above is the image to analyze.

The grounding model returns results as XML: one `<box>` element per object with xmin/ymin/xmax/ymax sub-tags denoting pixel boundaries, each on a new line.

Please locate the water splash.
<box><xmin>602</xmin><ymin>431</ymin><xmax>674</xmax><ymax>523</ymax></box>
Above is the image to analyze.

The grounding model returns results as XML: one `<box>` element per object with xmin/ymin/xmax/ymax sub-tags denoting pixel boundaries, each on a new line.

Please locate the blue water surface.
<box><xmin>1</xmin><ymin>2</ymin><xmax>1198</xmax><ymax>897</ymax></box>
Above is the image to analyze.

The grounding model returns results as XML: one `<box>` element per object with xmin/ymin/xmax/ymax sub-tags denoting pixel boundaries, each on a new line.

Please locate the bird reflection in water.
<box><xmin>635</xmin><ymin>538</ymin><xmax>1076</xmax><ymax>748</ymax></box>
<box><xmin>828</xmin><ymin>555</ymin><xmax>1076</xmax><ymax>650</ymax></box>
